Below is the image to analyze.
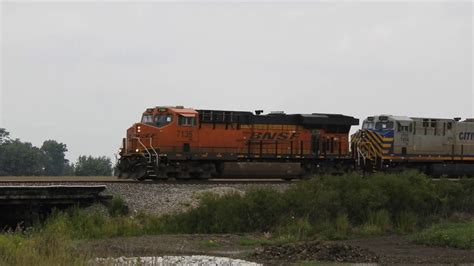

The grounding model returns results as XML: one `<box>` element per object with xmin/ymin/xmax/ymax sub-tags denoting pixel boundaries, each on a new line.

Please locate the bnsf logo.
<box><xmin>250</xmin><ymin>132</ymin><xmax>300</xmax><ymax>141</ymax></box>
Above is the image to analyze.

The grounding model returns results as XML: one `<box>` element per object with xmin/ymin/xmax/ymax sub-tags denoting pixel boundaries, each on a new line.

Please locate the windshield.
<box><xmin>155</xmin><ymin>114</ymin><xmax>173</xmax><ymax>127</ymax></box>
<box><xmin>375</xmin><ymin>121</ymin><xmax>394</xmax><ymax>130</ymax></box>
<box><xmin>141</xmin><ymin>114</ymin><xmax>153</xmax><ymax>124</ymax></box>
<box><xmin>363</xmin><ymin>122</ymin><xmax>374</xmax><ymax>129</ymax></box>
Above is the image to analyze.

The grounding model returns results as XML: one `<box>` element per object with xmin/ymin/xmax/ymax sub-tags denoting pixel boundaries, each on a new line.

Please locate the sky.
<box><xmin>1</xmin><ymin>1</ymin><xmax>473</xmax><ymax>162</ymax></box>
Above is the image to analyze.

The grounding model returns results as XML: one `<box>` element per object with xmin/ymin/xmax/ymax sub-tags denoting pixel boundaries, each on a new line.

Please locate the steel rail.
<box><xmin>0</xmin><ymin>178</ymin><xmax>298</xmax><ymax>185</ymax></box>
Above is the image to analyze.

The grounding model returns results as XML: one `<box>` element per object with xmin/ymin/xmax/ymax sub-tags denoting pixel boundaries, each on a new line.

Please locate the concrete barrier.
<box><xmin>0</xmin><ymin>185</ymin><xmax>111</xmax><ymax>227</ymax></box>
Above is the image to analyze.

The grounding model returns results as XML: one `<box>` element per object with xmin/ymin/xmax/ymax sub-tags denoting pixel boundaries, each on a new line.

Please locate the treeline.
<box><xmin>0</xmin><ymin>128</ymin><xmax>112</xmax><ymax>176</ymax></box>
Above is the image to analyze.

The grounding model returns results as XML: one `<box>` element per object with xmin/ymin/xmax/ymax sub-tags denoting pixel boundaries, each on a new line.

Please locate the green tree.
<box><xmin>0</xmin><ymin>140</ymin><xmax>46</xmax><ymax>176</ymax></box>
<box><xmin>75</xmin><ymin>155</ymin><xmax>112</xmax><ymax>176</ymax></box>
<box><xmin>63</xmin><ymin>162</ymin><xmax>75</xmax><ymax>176</ymax></box>
<box><xmin>0</xmin><ymin>128</ymin><xmax>11</xmax><ymax>144</ymax></box>
<box><xmin>41</xmin><ymin>140</ymin><xmax>68</xmax><ymax>176</ymax></box>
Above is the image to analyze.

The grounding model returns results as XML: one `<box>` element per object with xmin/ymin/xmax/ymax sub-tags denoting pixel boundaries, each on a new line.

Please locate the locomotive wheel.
<box><xmin>117</xmin><ymin>169</ymin><xmax>131</xmax><ymax>179</ymax></box>
<box><xmin>129</xmin><ymin>164</ymin><xmax>148</xmax><ymax>181</ymax></box>
<box><xmin>116</xmin><ymin>159</ymin><xmax>133</xmax><ymax>179</ymax></box>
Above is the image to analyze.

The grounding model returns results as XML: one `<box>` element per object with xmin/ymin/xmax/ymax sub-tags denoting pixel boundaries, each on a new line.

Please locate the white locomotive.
<box><xmin>352</xmin><ymin>115</ymin><xmax>474</xmax><ymax>176</ymax></box>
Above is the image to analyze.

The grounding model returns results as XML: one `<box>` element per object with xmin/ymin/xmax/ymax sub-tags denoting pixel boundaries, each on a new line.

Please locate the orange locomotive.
<box><xmin>117</xmin><ymin>106</ymin><xmax>359</xmax><ymax>180</ymax></box>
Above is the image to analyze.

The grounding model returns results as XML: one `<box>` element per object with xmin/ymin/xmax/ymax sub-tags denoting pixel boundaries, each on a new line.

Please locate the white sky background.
<box><xmin>1</xmin><ymin>1</ymin><xmax>473</xmax><ymax>162</ymax></box>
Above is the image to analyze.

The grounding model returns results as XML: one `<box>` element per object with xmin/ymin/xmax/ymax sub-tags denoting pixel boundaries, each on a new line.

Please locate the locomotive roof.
<box><xmin>196</xmin><ymin>109</ymin><xmax>359</xmax><ymax>132</ymax></box>
<box><xmin>168</xmin><ymin>107</ymin><xmax>198</xmax><ymax>115</ymax></box>
<box><xmin>301</xmin><ymin>113</ymin><xmax>359</xmax><ymax>125</ymax></box>
<box><xmin>366</xmin><ymin>114</ymin><xmax>474</xmax><ymax>123</ymax></box>
<box><xmin>389</xmin><ymin>116</ymin><xmax>412</xmax><ymax>121</ymax></box>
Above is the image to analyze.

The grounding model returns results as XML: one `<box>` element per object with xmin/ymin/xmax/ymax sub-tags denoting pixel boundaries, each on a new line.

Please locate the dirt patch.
<box><xmin>78</xmin><ymin>234</ymin><xmax>474</xmax><ymax>265</ymax></box>
<box><xmin>79</xmin><ymin>234</ymin><xmax>254</xmax><ymax>259</ymax></box>
<box><xmin>251</xmin><ymin>241</ymin><xmax>379</xmax><ymax>263</ymax></box>
<box><xmin>336</xmin><ymin>235</ymin><xmax>474</xmax><ymax>264</ymax></box>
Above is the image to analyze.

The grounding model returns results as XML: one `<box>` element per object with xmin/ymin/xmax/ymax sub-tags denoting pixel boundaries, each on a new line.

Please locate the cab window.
<box><xmin>397</xmin><ymin>122</ymin><xmax>410</xmax><ymax>132</ymax></box>
<box><xmin>155</xmin><ymin>114</ymin><xmax>173</xmax><ymax>127</ymax></box>
<box><xmin>363</xmin><ymin>122</ymin><xmax>374</xmax><ymax>129</ymax></box>
<box><xmin>178</xmin><ymin>115</ymin><xmax>196</xmax><ymax>126</ymax></box>
<box><xmin>375</xmin><ymin>121</ymin><xmax>393</xmax><ymax>130</ymax></box>
<box><xmin>141</xmin><ymin>114</ymin><xmax>154</xmax><ymax>124</ymax></box>
<box><xmin>422</xmin><ymin>119</ymin><xmax>429</xmax><ymax>127</ymax></box>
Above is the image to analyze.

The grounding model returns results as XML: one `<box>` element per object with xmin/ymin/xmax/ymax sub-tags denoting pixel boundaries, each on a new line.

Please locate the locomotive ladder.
<box><xmin>135</xmin><ymin>137</ymin><xmax>159</xmax><ymax>178</ymax></box>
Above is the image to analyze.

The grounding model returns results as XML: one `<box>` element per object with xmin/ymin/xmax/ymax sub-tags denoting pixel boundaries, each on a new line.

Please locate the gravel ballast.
<box><xmin>106</xmin><ymin>183</ymin><xmax>290</xmax><ymax>215</ymax></box>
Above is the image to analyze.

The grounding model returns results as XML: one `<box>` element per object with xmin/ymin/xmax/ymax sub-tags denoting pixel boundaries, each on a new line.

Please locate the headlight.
<box><xmin>135</xmin><ymin>149</ymin><xmax>139</xmax><ymax>152</ymax></box>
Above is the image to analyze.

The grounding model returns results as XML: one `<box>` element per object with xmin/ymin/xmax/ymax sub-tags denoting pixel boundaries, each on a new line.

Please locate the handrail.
<box><xmin>149</xmin><ymin>138</ymin><xmax>159</xmax><ymax>167</ymax></box>
<box><xmin>357</xmin><ymin>146</ymin><xmax>366</xmax><ymax>166</ymax></box>
<box><xmin>133</xmin><ymin>137</ymin><xmax>152</xmax><ymax>163</ymax></box>
<box><xmin>355</xmin><ymin>141</ymin><xmax>380</xmax><ymax>162</ymax></box>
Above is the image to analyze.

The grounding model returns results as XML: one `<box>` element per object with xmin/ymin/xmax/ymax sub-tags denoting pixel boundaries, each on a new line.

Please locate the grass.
<box><xmin>0</xmin><ymin>208</ymin><xmax>169</xmax><ymax>265</ymax></box>
<box><xmin>411</xmin><ymin>220</ymin><xmax>474</xmax><ymax>249</ymax></box>
<box><xmin>0</xmin><ymin>231</ymin><xmax>89</xmax><ymax>265</ymax></box>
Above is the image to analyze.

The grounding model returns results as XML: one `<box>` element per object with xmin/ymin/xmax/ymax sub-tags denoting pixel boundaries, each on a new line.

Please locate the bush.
<box><xmin>108</xmin><ymin>195</ymin><xmax>129</xmax><ymax>217</ymax></box>
<box><xmin>163</xmin><ymin>171</ymin><xmax>474</xmax><ymax>238</ymax></box>
<box><xmin>275</xmin><ymin>217</ymin><xmax>314</xmax><ymax>241</ymax></box>
<box><xmin>167</xmin><ymin>188</ymin><xmax>286</xmax><ymax>234</ymax></box>
<box><xmin>434</xmin><ymin>179</ymin><xmax>474</xmax><ymax>214</ymax></box>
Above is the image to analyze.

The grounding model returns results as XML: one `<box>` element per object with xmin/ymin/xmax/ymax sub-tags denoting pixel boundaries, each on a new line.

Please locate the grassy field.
<box><xmin>1</xmin><ymin>171</ymin><xmax>473</xmax><ymax>265</ymax></box>
<box><xmin>411</xmin><ymin>221</ymin><xmax>474</xmax><ymax>249</ymax></box>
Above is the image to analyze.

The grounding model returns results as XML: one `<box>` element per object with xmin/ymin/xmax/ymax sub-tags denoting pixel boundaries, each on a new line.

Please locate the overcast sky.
<box><xmin>1</xmin><ymin>1</ymin><xmax>473</xmax><ymax>162</ymax></box>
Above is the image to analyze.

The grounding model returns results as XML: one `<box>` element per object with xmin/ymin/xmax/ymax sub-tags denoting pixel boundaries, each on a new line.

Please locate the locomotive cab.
<box><xmin>123</xmin><ymin>106</ymin><xmax>199</xmax><ymax>154</ymax></box>
<box><xmin>117</xmin><ymin>106</ymin><xmax>200</xmax><ymax>179</ymax></box>
<box><xmin>362</xmin><ymin>115</ymin><xmax>395</xmax><ymax>133</ymax></box>
<box><xmin>140</xmin><ymin>106</ymin><xmax>176</xmax><ymax>128</ymax></box>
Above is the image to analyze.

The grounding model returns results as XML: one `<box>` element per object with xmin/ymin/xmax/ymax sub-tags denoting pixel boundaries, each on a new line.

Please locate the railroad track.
<box><xmin>0</xmin><ymin>175</ymin><xmax>466</xmax><ymax>184</ymax></box>
<box><xmin>0</xmin><ymin>176</ymin><xmax>297</xmax><ymax>185</ymax></box>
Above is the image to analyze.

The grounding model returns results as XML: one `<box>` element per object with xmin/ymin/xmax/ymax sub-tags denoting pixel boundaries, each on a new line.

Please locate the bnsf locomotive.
<box><xmin>117</xmin><ymin>106</ymin><xmax>474</xmax><ymax>180</ymax></box>
<box><xmin>116</xmin><ymin>106</ymin><xmax>358</xmax><ymax>180</ymax></box>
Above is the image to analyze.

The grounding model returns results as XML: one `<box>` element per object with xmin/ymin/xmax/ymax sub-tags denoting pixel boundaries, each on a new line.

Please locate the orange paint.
<box><xmin>121</xmin><ymin>107</ymin><xmax>352</xmax><ymax>159</ymax></box>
